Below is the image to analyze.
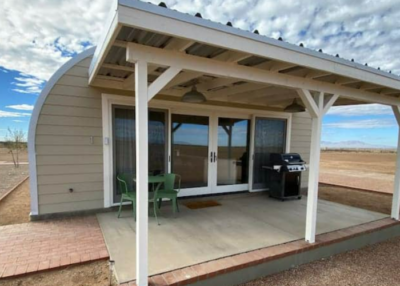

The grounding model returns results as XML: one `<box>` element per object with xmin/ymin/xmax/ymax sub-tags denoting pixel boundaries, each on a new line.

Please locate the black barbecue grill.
<box><xmin>262</xmin><ymin>153</ymin><xmax>307</xmax><ymax>201</ymax></box>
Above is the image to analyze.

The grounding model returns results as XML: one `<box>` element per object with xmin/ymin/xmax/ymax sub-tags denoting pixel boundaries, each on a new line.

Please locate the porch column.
<box><xmin>391</xmin><ymin>105</ymin><xmax>400</xmax><ymax>220</ymax></box>
<box><xmin>298</xmin><ymin>90</ymin><xmax>339</xmax><ymax>243</ymax></box>
<box><xmin>135</xmin><ymin>60</ymin><xmax>149</xmax><ymax>286</ymax></box>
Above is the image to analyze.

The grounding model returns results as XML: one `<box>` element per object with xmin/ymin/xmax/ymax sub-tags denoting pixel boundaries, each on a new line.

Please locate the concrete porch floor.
<box><xmin>96</xmin><ymin>193</ymin><xmax>387</xmax><ymax>283</ymax></box>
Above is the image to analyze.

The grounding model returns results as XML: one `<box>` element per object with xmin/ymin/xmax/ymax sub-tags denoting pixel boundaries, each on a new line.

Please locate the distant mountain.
<box><xmin>321</xmin><ymin>140</ymin><xmax>394</xmax><ymax>149</ymax></box>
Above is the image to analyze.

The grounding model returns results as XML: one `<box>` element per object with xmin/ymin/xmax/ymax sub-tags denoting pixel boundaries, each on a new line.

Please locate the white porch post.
<box><xmin>135</xmin><ymin>60</ymin><xmax>149</xmax><ymax>286</ymax></box>
<box><xmin>391</xmin><ymin>105</ymin><xmax>400</xmax><ymax>220</ymax></box>
<box><xmin>133</xmin><ymin>59</ymin><xmax>180</xmax><ymax>286</ymax></box>
<box><xmin>298</xmin><ymin>90</ymin><xmax>339</xmax><ymax>243</ymax></box>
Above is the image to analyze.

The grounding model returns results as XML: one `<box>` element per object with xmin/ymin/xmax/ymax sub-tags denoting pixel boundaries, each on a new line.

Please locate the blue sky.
<box><xmin>0</xmin><ymin>0</ymin><xmax>399</xmax><ymax>147</ymax></box>
<box><xmin>0</xmin><ymin>69</ymin><xmax>41</xmax><ymax>140</ymax></box>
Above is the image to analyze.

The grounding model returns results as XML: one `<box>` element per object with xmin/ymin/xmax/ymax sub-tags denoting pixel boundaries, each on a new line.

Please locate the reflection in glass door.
<box><xmin>252</xmin><ymin>117</ymin><xmax>287</xmax><ymax>190</ymax></box>
<box><xmin>112</xmin><ymin>106</ymin><xmax>167</xmax><ymax>203</ymax></box>
<box><xmin>171</xmin><ymin>114</ymin><xmax>210</xmax><ymax>190</ymax></box>
<box><xmin>217</xmin><ymin>118</ymin><xmax>250</xmax><ymax>186</ymax></box>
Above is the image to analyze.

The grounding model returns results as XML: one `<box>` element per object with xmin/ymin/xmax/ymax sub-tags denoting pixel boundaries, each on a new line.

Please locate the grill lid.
<box><xmin>270</xmin><ymin>153</ymin><xmax>305</xmax><ymax>165</ymax></box>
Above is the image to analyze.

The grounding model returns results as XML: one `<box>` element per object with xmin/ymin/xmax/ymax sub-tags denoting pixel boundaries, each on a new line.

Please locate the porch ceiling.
<box><xmin>89</xmin><ymin>0</ymin><xmax>400</xmax><ymax>110</ymax></box>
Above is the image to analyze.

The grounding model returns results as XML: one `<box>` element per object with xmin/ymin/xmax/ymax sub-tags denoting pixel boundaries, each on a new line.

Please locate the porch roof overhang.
<box><xmin>88</xmin><ymin>0</ymin><xmax>400</xmax><ymax>109</ymax></box>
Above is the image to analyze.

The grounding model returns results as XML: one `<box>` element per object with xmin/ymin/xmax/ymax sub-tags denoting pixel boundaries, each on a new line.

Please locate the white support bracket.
<box><xmin>148</xmin><ymin>66</ymin><xmax>181</xmax><ymax>101</ymax></box>
<box><xmin>297</xmin><ymin>89</ymin><xmax>320</xmax><ymax>118</ymax></box>
<box><xmin>299</xmin><ymin>89</ymin><xmax>339</xmax><ymax>243</ymax></box>
<box><xmin>323</xmin><ymin>94</ymin><xmax>340</xmax><ymax>115</ymax></box>
<box><xmin>391</xmin><ymin>105</ymin><xmax>400</xmax><ymax>220</ymax></box>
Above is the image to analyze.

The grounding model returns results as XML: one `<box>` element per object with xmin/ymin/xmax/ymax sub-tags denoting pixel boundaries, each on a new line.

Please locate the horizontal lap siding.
<box><xmin>290</xmin><ymin>112</ymin><xmax>312</xmax><ymax>188</ymax></box>
<box><xmin>35</xmin><ymin>56</ymin><xmax>105</xmax><ymax>214</ymax></box>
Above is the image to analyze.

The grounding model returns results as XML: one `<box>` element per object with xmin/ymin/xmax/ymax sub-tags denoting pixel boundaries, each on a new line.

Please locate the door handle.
<box><xmin>210</xmin><ymin>151</ymin><xmax>214</xmax><ymax>163</ymax></box>
<box><xmin>213</xmin><ymin>152</ymin><xmax>217</xmax><ymax>162</ymax></box>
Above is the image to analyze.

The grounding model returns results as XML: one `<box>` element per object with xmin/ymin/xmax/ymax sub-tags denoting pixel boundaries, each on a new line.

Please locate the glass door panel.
<box><xmin>112</xmin><ymin>106</ymin><xmax>167</xmax><ymax>203</ymax></box>
<box><xmin>171</xmin><ymin>114</ymin><xmax>210</xmax><ymax>189</ymax></box>
<box><xmin>217</xmin><ymin>118</ymin><xmax>250</xmax><ymax>186</ymax></box>
<box><xmin>252</xmin><ymin>118</ymin><xmax>286</xmax><ymax>190</ymax></box>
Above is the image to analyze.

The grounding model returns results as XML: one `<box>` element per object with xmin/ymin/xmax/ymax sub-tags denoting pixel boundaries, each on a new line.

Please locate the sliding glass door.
<box><xmin>112</xmin><ymin>106</ymin><xmax>167</xmax><ymax>203</ymax></box>
<box><xmin>252</xmin><ymin>117</ymin><xmax>287</xmax><ymax>191</ymax></box>
<box><xmin>171</xmin><ymin>114</ymin><xmax>211</xmax><ymax>194</ymax></box>
<box><xmin>111</xmin><ymin>105</ymin><xmax>288</xmax><ymax>201</ymax></box>
<box><xmin>214</xmin><ymin>117</ymin><xmax>250</xmax><ymax>192</ymax></box>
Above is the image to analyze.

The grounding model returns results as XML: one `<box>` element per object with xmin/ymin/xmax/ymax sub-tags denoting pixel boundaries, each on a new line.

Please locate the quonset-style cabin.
<box><xmin>28</xmin><ymin>1</ymin><xmax>400</xmax><ymax>285</ymax></box>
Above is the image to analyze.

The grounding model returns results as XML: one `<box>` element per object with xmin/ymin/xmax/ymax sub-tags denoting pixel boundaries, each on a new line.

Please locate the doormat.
<box><xmin>184</xmin><ymin>200</ymin><xmax>221</xmax><ymax>210</ymax></box>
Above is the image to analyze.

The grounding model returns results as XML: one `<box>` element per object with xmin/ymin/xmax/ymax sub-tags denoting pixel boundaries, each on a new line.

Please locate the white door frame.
<box><xmin>102</xmin><ymin>93</ymin><xmax>292</xmax><ymax>207</ymax></box>
<box><xmin>102</xmin><ymin>93</ymin><xmax>172</xmax><ymax>207</ymax></box>
<box><xmin>170</xmin><ymin>109</ymin><xmax>213</xmax><ymax>197</ymax></box>
<box><xmin>210</xmin><ymin>113</ymin><xmax>252</xmax><ymax>194</ymax></box>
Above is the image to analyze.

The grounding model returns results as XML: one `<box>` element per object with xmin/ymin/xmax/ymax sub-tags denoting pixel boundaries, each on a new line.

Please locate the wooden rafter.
<box><xmin>164</xmin><ymin>38</ymin><xmax>195</xmax><ymax>52</ymax></box>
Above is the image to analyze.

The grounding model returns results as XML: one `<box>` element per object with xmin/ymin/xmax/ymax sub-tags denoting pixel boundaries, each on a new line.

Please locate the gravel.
<box><xmin>242</xmin><ymin>236</ymin><xmax>400</xmax><ymax>286</ymax></box>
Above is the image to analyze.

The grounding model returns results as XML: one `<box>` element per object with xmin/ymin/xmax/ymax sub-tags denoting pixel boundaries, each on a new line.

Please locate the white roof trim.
<box><xmin>88</xmin><ymin>0</ymin><xmax>119</xmax><ymax>80</ymax></box>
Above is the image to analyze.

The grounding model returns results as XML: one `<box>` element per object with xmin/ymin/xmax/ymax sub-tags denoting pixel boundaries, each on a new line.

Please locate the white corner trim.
<box><xmin>28</xmin><ymin>47</ymin><xmax>96</xmax><ymax>216</ymax></box>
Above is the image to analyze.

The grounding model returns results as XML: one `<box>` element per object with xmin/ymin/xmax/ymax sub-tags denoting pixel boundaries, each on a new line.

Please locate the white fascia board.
<box><xmin>88</xmin><ymin>0</ymin><xmax>120</xmax><ymax>84</ymax></box>
<box><xmin>117</xmin><ymin>0</ymin><xmax>400</xmax><ymax>91</ymax></box>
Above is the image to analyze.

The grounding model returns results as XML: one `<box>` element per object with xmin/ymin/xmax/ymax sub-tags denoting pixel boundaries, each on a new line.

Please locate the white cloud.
<box><xmin>0</xmin><ymin>0</ymin><xmax>400</xmax><ymax>95</ymax></box>
<box><xmin>324</xmin><ymin>119</ymin><xmax>396</xmax><ymax>129</ymax></box>
<box><xmin>12</xmin><ymin>120</ymin><xmax>25</xmax><ymax>123</ymax></box>
<box><xmin>6</xmin><ymin>104</ymin><xmax>34</xmax><ymax>111</ymax></box>
<box><xmin>0</xmin><ymin>110</ymin><xmax>31</xmax><ymax>118</ymax></box>
<box><xmin>0</xmin><ymin>0</ymin><xmax>113</xmax><ymax>93</ymax></box>
<box><xmin>11</xmin><ymin>77</ymin><xmax>45</xmax><ymax>94</ymax></box>
<box><xmin>327</xmin><ymin>104</ymin><xmax>393</xmax><ymax>116</ymax></box>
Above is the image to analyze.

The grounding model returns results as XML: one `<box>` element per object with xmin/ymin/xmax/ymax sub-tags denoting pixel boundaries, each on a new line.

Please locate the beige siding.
<box><xmin>39</xmin><ymin>200</ymin><xmax>104</xmax><ymax>214</ymax></box>
<box><xmin>290</xmin><ymin>112</ymin><xmax>312</xmax><ymax>188</ymax></box>
<box><xmin>35</xmin><ymin>56</ymin><xmax>105</xmax><ymax>214</ymax></box>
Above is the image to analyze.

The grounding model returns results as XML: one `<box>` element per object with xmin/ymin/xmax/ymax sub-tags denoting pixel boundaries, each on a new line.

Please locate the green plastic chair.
<box><xmin>117</xmin><ymin>174</ymin><xmax>136</xmax><ymax>220</ymax></box>
<box><xmin>156</xmin><ymin>173</ymin><xmax>181</xmax><ymax>214</ymax></box>
<box><xmin>148</xmin><ymin>189</ymin><xmax>161</xmax><ymax>225</ymax></box>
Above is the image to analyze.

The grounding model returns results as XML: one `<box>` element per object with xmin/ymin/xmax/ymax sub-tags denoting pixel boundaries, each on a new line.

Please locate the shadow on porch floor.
<box><xmin>96</xmin><ymin>192</ymin><xmax>387</xmax><ymax>284</ymax></box>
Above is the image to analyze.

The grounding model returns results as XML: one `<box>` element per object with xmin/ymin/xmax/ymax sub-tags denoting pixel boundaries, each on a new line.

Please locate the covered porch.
<box><xmin>88</xmin><ymin>1</ymin><xmax>400</xmax><ymax>285</ymax></box>
<box><xmin>97</xmin><ymin>193</ymin><xmax>386</xmax><ymax>283</ymax></box>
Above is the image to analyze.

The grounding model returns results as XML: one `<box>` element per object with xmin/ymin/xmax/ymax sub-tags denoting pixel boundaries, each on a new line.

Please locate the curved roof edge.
<box><xmin>28</xmin><ymin>47</ymin><xmax>96</xmax><ymax>215</ymax></box>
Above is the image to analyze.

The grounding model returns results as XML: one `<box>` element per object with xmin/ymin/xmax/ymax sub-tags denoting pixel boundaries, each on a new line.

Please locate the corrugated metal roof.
<box><xmin>116</xmin><ymin>26</ymin><xmax>171</xmax><ymax>48</ymax></box>
<box><xmin>88</xmin><ymin>0</ymin><xmax>400</xmax><ymax>107</ymax></box>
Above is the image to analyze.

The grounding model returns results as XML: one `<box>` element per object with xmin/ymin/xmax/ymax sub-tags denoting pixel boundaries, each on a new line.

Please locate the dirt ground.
<box><xmin>0</xmin><ymin>260</ymin><xmax>114</xmax><ymax>286</ymax></box>
<box><xmin>242</xmin><ymin>235</ymin><xmax>400</xmax><ymax>286</ymax></box>
<box><xmin>320</xmin><ymin>151</ymin><xmax>396</xmax><ymax>193</ymax></box>
<box><xmin>0</xmin><ymin>165</ymin><xmax>29</xmax><ymax>199</ymax></box>
<box><xmin>319</xmin><ymin>184</ymin><xmax>392</xmax><ymax>215</ymax></box>
<box><xmin>0</xmin><ymin>178</ymin><xmax>31</xmax><ymax>226</ymax></box>
<box><xmin>0</xmin><ymin>147</ymin><xmax>28</xmax><ymax>163</ymax></box>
